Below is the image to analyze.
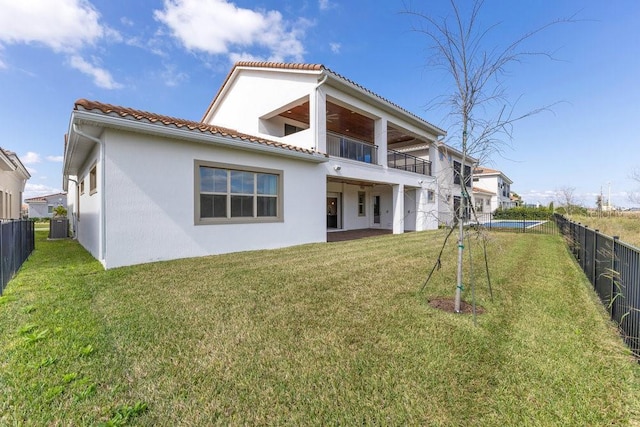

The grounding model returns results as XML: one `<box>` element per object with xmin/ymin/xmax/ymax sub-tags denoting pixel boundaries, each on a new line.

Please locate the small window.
<box><xmin>79</xmin><ymin>179</ymin><xmax>85</xmax><ymax>195</ymax></box>
<box><xmin>48</xmin><ymin>205</ymin><xmax>54</xmax><ymax>214</ymax></box>
<box><xmin>357</xmin><ymin>192</ymin><xmax>366</xmax><ymax>216</ymax></box>
<box><xmin>427</xmin><ymin>190</ymin><xmax>435</xmax><ymax>203</ymax></box>
<box><xmin>196</xmin><ymin>160</ymin><xmax>283</xmax><ymax>224</ymax></box>
<box><xmin>284</xmin><ymin>123</ymin><xmax>305</xmax><ymax>136</ymax></box>
<box><xmin>89</xmin><ymin>164</ymin><xmax>97</xmax><ymax>195</ymax></box>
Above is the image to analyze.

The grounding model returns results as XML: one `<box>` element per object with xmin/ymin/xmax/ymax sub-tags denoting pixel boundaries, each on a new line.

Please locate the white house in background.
<box><xmin>472</xmin><ymin>186</ymin><xmax>494</xmax><ymax>214</ymax></box>
<box><xmin>25</xmin><ymin>192</ymin><xmax>67</xmax><ymax>218</ymax></box>
<box><xmin>473</xmin><ymin>166</ymin><xmax>515</xmax><ymax>212</ymax></box>
<box><xmin>63</xmin><ymin>62</ymin><xmax>476</xmax><ymax>269</ymax></box>
<box><xmin>0</xmin><ymin>148</ymin><xmax>30</xmax><ymax>220</ymax></box>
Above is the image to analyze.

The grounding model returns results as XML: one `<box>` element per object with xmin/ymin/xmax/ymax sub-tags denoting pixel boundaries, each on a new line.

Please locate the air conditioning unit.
<box><xmin>49</xmin><ymin>218</ymin><xmax>69</xmax><ymax>239</ymax></box>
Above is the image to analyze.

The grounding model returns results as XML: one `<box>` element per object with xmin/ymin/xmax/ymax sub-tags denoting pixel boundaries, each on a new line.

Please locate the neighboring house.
<box><xmin>25</xmin><ymin>192</ymin><xmax>67</xmax><ymax>218</ymax></box>
<box><xmin>0</xmin><ymin>148</ymin><xmax>30</xmax><ymax>220</ymax></box>
<box><xmin>63</xmin><ymin>62</ymin><xmax>476</xmax><ymax>269</ymax></box>
<box><xmin>473</xmin><ymin>166</ymin><xmax>515</xmax><ymax>212</ymax></box>
<box><xmin>472</xmin><ymin>187</ymin><xmax>494</xmax><ymax>214</ymax></box>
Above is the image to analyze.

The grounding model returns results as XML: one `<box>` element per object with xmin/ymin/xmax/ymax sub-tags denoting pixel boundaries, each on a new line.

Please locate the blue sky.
<box><xmin>2</xmin><ymin>0</ymin><xmax>639</xmax><ymax>207</ymax></box>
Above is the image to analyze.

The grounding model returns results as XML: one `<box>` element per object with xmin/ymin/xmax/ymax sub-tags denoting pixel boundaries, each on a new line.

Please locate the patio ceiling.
<box><xmin>278</xmin><ymin>101</ymin><xmax>429</xmax><ymax>147</ymax></box>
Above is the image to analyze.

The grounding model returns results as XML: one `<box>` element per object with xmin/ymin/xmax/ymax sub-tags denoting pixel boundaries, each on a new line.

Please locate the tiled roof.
<box><xmin>474</xmin><ymin>167</ymin><xmax>500</xmax><ymax>175</ymax></box>
<box><xmin>473</xmin><ymin>186</ymin><xmax>495</xmax><ymax>195</ymax></box>
<box><xmin>204</xmin><ymin>62</ymin><xmax>446</xmax><ymax>135</ymax></box>
<box><xmin>24</xmin><ymin>192</ymin><xmax>67</xmax><ymax>203</ymax></box>
<box><xmin>25</xmin><ymin>197</ymin><xmax>46</xmax><ymax>203</ymax></box>
<box><xmin>74</xmin><ymin>99</ymin><xmax>322</xmax><ymax>157</ymax></box>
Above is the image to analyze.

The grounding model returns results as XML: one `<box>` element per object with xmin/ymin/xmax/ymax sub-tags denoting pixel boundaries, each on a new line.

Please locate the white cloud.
<box><xmin>319</xmin><ymin>0</ymin><xmax>331</xmax><ymax>11</ymax></box>
<box><xmin>154</xmin><ymin>0</ymin><xmax>308</xmax><ymax>62</ymax></box>
<box><xmin>329</xmin><ymin>42</ymin><xmax>341</xmax><ymax>54</ymax></box>
<box><xmin>120</xmin><ymin>16</ymin><xmax>134</xmax><ymax>27</ymax></box>
<box><xmin>23</xmin><ymin>182</ymin><xmax>62</xmax><ymax>200</ymax></box>
<box><xmin>0</xmin><ymin>0</ymin><xmax>123</xmax><ymax>89</ymax></box>
<box><xmin>21</xmin><ymin>151</ymin><xmax>41</xmax><ymax>164</ymax></box>
<box><xmin>0</xmin><ymin>0</ymin><xmax>109</xmax><ymax>52</ymax></box>
<box><xmin>69</xmin><ymin>55</ymin><xmax>123</xmax><ymax>89</ymax></box>
<box><xmin>46</xmin><ymin>155</ymin><xmax>64</xmax><ymax>162</ymax></box>
<box><xmin>160</xmin><ymin>63</ymin><xmax>188</xmax><ymax>87</ymax></box>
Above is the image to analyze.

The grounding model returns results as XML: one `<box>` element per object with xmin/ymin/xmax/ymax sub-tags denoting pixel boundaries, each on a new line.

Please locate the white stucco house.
<box><xmin>0</xmin><ymin>148</ymin><xmax>30</xmax><ymax>220</ymax></box>
<box><xmin>63</xmin><ymin>62</ymin><xmax>475</xmax><ymax>269</ymax></box>
<box><xmin>25</xmin><ymin>192</ymin><xmax>67</xmax><ymax>219</ymax></box>
<box><xmin>473</xmin><ymin>166</ymin><xmax>515</xmax><ymax>212</ymax></box>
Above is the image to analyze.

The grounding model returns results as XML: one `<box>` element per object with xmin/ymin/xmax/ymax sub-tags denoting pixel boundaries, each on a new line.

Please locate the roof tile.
<box><xmin>74</xmin><ymin>99</ymin><xmax>323</xmax><ymax>156</ymax></box>
<box><xmin>203</xmin><ymin>62</ymin><xmax>445</xmax><ymax>135</ymax></box>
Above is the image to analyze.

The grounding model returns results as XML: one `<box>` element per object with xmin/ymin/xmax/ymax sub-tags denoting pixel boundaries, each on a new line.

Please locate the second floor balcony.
<box><xmin>387</xmin><ymin>149</ymin><xmax>431</xmax><ymax>176</ymax></box>
<box><xmin>327</xmin><ymin>132</ymin><xmax>377</xmax><ymax>164</ymax></box>
<box><xmin>327</xmin><ymin>132</ymin><xmax>432</xmax><ymax>176</ymax></box>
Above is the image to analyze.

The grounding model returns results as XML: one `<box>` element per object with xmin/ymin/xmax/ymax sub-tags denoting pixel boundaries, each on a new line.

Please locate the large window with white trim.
<box><xmin>195</xmin><ymin>160</ymin><xmax>283</xmax><ymax>224</ymax></box>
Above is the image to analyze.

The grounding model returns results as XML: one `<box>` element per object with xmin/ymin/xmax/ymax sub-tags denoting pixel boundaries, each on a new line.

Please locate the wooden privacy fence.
<box><xmin>555</xmin><ymin>214</ymin><xmax>640</xmax><ymax>358</ymax></box>
<box><xmin>0</xmin><ymin>220</ymin><xmax>35</xmax><ymax>295</ymax></box>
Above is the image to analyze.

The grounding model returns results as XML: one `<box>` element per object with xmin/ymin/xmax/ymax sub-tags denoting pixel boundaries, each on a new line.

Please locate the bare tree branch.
<box><xmin>402</xmin><ymin>0</ymin><xmax>578</xmax><ymax>311</ymax></box>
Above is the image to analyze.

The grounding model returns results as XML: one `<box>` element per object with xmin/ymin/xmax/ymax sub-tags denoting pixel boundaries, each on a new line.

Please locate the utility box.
<box><xmin>49</xmin><ymin>217</ymin><xmax>69</xmax><ymax>239</ymax></box>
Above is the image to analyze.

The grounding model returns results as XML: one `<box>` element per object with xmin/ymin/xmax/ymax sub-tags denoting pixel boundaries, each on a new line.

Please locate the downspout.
<box><xmin>67</xmin><ymin>177</ymin><xmax>78</xmax><ymax>239</ymax></box>
<box><xmin>72</xmin><ymin>123</ymin><xmax>107</xmax><ymax>267</ymax></box>
<box><xmin>314</xmin><ymin>73</ymin><xmax>328</xmax><ymax>151</ymax></box>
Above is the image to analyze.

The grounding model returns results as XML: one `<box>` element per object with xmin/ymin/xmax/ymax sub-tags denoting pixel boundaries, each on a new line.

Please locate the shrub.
<box><xmin>494</xmin><ymin>206</ymin><xmax>554</xmax><ymax>220</ymax></box>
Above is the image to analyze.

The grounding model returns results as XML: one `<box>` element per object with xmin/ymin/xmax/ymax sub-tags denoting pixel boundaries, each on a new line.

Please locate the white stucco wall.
<box><xmin>206</xmin><ymin>69</ymin><xmax>319</xmax><ymax>150</ymax></box>
<box><xmin>0</xmin><ymin>167</ymin><xmax>27</xmax><ymax>219</ymax></box>
<box><xmin>100</xmin><ymin>130</ymin><xmax>326</xmax><ymax>268</ymax></box>
<box><xmin>74</xmin><ymin>145</ymin><xmax>102</xmax><ymax>262</ymax></box>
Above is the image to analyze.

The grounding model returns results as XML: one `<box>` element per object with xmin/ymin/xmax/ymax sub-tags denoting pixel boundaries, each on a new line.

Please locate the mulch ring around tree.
<box><xmin>428</xmin><ymin>297</ymin><xmax>485</xmax><ymax>314</ymax></box>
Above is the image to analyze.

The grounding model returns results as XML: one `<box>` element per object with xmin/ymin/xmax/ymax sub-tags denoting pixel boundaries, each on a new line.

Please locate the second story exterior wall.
<box><xmin>0</xmin><ymin>148</ymin><xmax>30</xmax><ymax>220</ymax></box>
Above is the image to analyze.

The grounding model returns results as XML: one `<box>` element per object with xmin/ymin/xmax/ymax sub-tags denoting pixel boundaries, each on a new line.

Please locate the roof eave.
<box><xmin>66</xmin><ymin>110</ymin><xmax>328</xmax><ymax>177</ymax></box>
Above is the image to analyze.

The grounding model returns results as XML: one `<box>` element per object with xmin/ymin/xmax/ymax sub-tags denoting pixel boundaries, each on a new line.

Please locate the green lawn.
<box><xmin>570</xmin><ymin>213</ymin><xmax>640</xmax><ymax>248</ymax></box>
<box><xmin>1</xmin><ymin>230</ymin><xmax>639</xmax><ymax>425</ymax></box>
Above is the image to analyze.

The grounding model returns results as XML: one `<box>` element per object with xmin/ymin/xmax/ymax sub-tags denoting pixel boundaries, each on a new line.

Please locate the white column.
<box><xmin>392</xmin><ymin>183</ymin><xmax>404</xmax><ymax>234</ymax></box>
<box><xmin>416</xmin><ymin>188</ymin><xmax>428</xmax><ymax>231</ymax></box>
<box><xmin>374</xmin><ymin>117</ymin><xmax>387</xmax><ymax>167</ymax></box>
<box><xmin>313</xmin><ymin>86</ymin><xmax>327</xmax><ymax>153</ymax></box>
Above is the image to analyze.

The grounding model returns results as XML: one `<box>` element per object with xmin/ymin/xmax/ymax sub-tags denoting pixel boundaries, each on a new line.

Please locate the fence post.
<box><xmin>593</xmin><ymin>230</ymin><xmax>599</xmax><ymax>289</ymax></box>
<box><xmin>611</xmin><ymin>236</ymin><xmax>619</xmax><ymax>318</ymax></box>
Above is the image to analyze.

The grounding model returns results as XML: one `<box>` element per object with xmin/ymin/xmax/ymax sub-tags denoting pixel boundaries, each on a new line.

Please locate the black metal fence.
<box><xmin>0</xmin><ymin>220</ymin><xmax>35</xmax><ymax>296</ymax></box>
<box><xmin>555</xmin><ymin>214</ymin><xmax>640</xmax><ymax>358</ymax></box>
<box><xmin>437</xmin><ymin>212</ymin><xmax>559</xmax><ymax>235</ymax></box>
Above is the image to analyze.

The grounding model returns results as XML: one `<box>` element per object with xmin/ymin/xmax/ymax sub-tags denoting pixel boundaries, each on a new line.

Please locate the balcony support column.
<box><xmin>392</xmin><ymin>183</ymin><xmax>404</xmax><ymax>234</ymax></box>
<box><xmin>374</xmin><ymin>117</ymin><xmax>387</xmax><ymax>167</ymax></box>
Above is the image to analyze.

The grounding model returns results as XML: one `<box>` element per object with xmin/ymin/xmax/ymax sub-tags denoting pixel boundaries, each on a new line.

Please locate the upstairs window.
<box><xmin>453</xmin><ymin>161</ymin><xmax>471</xmax><ymax>187</ymax></box>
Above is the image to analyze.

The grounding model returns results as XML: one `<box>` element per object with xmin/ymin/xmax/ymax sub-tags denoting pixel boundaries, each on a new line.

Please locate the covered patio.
<box><xmin>326</xmin><ymin>228</ymin><xmax>393</xmax><ymax>242</ymax></box>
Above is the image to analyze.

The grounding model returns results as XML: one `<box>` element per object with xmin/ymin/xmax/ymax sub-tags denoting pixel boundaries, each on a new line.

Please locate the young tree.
<box><xmin>557</xmin><ymin>186</ymin><xmax>577</xmax><ymax>216</ymax></box>
<box><xmin>630</xmin><ymin>168</ymin><xmax>640</xmax><ymax>205</ymax></box>
<box><xmin>406</xmin><ymin>1</ymin><xmax>575</xmax><ymax>312</ymax></box>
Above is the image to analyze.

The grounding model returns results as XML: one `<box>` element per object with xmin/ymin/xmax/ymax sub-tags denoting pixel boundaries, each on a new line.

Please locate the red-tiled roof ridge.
<box><xmin>474</xmin><ymin>166</ymin><xmax>500</xmax><ymax>175</ymax></box>
<box><xmin>25</xmin><ymin>192</ymin><xmax>67</xmax><ymax>203</ymax></box>
<box><xmin>473</xmin><ymin>186</ymin><xmax>495</xmax><ymax>195</ymax></box>
<box><xmin>74</xmin><ymin>99</ymin><xmax>322</xmax><ymax>156</ymax></box>
<box><xmin>202</xmin><ymin>62</ymin><xmax>446</xmax><ymax>135</ymax></box>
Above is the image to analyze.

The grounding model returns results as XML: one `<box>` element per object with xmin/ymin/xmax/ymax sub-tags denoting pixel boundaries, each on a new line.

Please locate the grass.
<box><xmin>1</xmin><ymin>230</ymin><xmax>639</xmax><ymax>425</ymax></box>
<box><xmin>569</xmin><ymin>212</ymin><xmax>640</xmax><ymax>248</ymax></box>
